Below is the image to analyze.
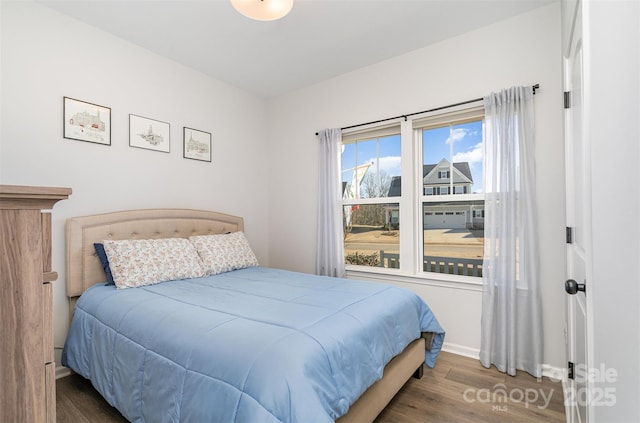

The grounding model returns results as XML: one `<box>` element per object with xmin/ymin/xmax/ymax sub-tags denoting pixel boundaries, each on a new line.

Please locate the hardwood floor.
<box><xmin>375</xmin><ymin>352</ymin><xmax>566</xmax><ymax>423</ymax></box>
<box><xmin>57</xmin><ymin>351</ymin><xmax>566</xmax><ymax>423</ymax></box>
<box><xmin>56</xmin><ymin>374</ymin><xmax>128</xmax><ymax>423</ymax></box>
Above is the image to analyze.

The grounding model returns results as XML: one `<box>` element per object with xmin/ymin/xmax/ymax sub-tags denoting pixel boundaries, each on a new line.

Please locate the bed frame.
<box><xmin>65</xmin><ymin>208</ymin><xmax>427</xmax><ymax>422</ymax></box>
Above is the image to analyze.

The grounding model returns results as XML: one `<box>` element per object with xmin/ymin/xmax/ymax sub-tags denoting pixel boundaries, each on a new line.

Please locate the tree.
<box><xmin>351</xmin><ymin>170</ymin><xmax>393</xmax><ymax>227</ymax></box>
<box><xmin>361</xmin><ymin>169</ymin><xmax>392</xmax><ymax>198</ymax></box>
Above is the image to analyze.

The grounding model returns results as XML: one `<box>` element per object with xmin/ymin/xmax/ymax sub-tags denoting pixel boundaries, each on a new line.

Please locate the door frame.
<box><xmin>562</xmin><ymin>0</ymin><xmax>595</xmax><ymax>421</ymax></box>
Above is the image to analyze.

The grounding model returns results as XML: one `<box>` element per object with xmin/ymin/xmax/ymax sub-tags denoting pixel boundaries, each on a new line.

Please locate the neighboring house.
<box><xmin>422</xmin><ymin>158</ymin><xmax>473</xmax><ymax>196</ymax></box>
<box><xmin>387</xmin><ymin>158</ymin><xmax>484</xmax><ymax>230</ymax></box>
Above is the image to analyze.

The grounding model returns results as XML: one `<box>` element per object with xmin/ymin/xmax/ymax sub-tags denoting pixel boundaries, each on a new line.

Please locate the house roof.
<box><xmin>388</xmin><ymin>176</ymin><xmax>402</xmax><ymax>197</ymax></box>
<box><xmin>424</xmin><ymin>162</ymin><xmax>473</xmax><ymax>182</ymax></box>
<box><xmin>387</xmin><ymin>161</ymin><xmax>473</xmax><ymax>197</ymax></box>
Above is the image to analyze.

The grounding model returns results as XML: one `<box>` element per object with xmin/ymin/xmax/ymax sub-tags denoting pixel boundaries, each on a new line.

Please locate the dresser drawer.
<box><xmin>0</xmin><ymin>185</ymin><xmax>70</xmax><ymax>423</ymax></box>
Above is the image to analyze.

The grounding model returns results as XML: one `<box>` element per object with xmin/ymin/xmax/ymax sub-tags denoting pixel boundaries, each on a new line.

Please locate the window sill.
<box><xmin>345</xmin><ymin>265</ymin><xmax>483</xmax><ymax>292</ymax></box>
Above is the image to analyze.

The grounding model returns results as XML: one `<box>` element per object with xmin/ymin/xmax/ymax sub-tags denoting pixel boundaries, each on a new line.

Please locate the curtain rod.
<box><xmin>315</xmin><ymin>84</ymin><xmax>539</xmax><ymax>136</ymax></box>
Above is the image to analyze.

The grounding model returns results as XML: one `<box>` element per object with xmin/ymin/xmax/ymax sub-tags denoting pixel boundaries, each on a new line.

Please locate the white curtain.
<box><xmin>316</xmin><ymin>128</ymin><xmax>346</xmax><ymax>278</ymax></box>
<box><xmin>480</xmin><ymin>86</ymin><xmax>542</xmax><ymax>377</ymax></box>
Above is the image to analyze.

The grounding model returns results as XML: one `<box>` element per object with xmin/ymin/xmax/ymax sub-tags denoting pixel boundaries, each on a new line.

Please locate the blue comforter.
<box><xmin>62</xmin><ymin>267</ymin><xmax>444</xmax><ymax>422</ymax></box>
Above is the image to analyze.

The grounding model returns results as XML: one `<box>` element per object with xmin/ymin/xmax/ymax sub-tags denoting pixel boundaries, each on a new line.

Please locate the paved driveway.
<box><xmin>345</xmin><ymin>227</ymin><xmax>483</xmax><ymax>259</ymax></box>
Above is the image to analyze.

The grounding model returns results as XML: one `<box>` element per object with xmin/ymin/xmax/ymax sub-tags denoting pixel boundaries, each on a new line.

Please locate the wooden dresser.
<box><xmin>0</xmin><ymin>185</ymin><xmax>71</xmax><ymax>423</ymax></box>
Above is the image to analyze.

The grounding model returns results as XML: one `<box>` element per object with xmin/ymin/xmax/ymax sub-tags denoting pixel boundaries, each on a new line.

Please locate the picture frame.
<box><xmin>183</xmin><ymin>127</ymin><xmax>212</xmax><ymax>162</ymax></box>
<box><xmin>129</xmin><ymin>114</ymin><xmax>170</xmax><ymax>153</ymax></box>
<box><xmin>63</xmin><ymin>97</ymin><xmax>111</xmax><ymax>145</ymax></box>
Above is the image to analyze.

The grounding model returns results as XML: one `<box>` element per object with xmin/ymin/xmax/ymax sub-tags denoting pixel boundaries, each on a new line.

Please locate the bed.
<box><xmin>62</xmin><ymin>208</ymin><xmax>444</xmax><ymax>422</ymax></box>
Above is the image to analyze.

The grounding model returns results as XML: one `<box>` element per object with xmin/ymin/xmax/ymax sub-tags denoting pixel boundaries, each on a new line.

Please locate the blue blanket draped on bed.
<box><xmin>63</xmin><ymin>267</ymin><xmax>444</xmax><ymax>422</ymax></box>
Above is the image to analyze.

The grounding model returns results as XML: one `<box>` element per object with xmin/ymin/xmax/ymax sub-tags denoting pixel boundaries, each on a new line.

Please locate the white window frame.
<box><xmin>343</xmin><ymin>104</ymin><xmax>484</xmax><ymax>288</ymax></box>
<box><xmin>417</xmin><ymin>106</ymin><xmax>484</xmax><ymax>282</ymax></box>
<box><xmin>341</xmin><ymin>122</ymin><xmax>402</xmax><ymax>271</ymax></box>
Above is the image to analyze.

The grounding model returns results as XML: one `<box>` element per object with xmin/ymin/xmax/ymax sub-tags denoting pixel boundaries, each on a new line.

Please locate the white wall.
<box><xmin>1</xmin><ymin>0</ymin><xmax>569</xmax><ymax>377</ymax></box>
<box><xmin>0</xmin><ymin>1</ymin><xmax>270</xmax><ymax>361</ymax></box>
<box><xmin>586</xmin><ymin>1</ymin><xmax>640</xmax><ymax>421</ymax></box>
<box><xmin>267</xmin><ymin>3</ymin><xmax>566</xmax><ymax>369</ymax></box>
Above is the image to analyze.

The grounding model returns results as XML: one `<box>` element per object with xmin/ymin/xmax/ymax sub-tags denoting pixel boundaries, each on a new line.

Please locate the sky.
<box><xmin>423</xmin><ymin>120</ymin><xmax>484</xmax><ymax>193</ymax></box>
<box><xmin>342</xmin><ymin>119</ymin><xmax>484</xmax><ymax>197</ymax></box>
<box><xmin>341</xmin><ymin>134</ymin><xmax>401</xmax><ymax>198</ymax></box>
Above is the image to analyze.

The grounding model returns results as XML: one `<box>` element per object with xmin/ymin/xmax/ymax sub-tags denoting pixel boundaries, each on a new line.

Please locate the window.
<box><xmin>419</xmin><ymin>112</ymin><xmax>484</xmax><ymax>278</ymax></box>
<box><xmin>341</xmin><ymin>125</ymin><xmax>401</xmax><ymax>269</ymax></box>
<box><xmin>341</xmin><ymin>106</ymin><xmax>484</xmax><ymax>281</ymax></box>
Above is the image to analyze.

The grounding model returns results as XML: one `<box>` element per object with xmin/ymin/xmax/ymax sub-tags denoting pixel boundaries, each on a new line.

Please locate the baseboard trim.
<box><xmin>541</xmin><ymin>363</ymin><xmax>566</xmax><ymax>383</ymax></box>
<box><xmin>56</xmin><ymin>365</ymin><xmax>71</xmax><ymax>379</ymax></box>
<box><xmin>441</xmin><ymin>342</ymin><xmax>480</xmax><ymax>359</ymax></box>
<box><xmin>561</xmin><ymin>377</ymin><xmax>572</xmax><ymax>423</ymax></box>
<box><xmin>441</xmin><ymin>342</ymin><xmax>567</xmax><ymax>382</ymax></box>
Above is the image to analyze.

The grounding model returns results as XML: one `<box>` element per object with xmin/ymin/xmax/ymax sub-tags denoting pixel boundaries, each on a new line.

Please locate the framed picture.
<box><xmin>183</xmin><ymin>127</ymin><xmax>212</xmax><ymax>162</ymax></box>
<box><xmin>129</xmin><ymin>114</ymin><xmax>171</xmax><ymax>153</ymax></box>
<box><xmin>63</xmin><ymin>97</ymin><xmax>111</xmax><ymax>145</ymax></box>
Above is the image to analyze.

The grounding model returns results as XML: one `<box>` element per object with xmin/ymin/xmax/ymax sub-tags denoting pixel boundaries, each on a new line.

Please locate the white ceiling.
<box><xmin>40</xmin><ymin>0</ymin><xmax>554</xmax><ymax>99</ymax></box>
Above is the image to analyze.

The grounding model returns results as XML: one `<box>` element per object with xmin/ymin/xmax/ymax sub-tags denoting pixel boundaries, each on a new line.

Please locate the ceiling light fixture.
<box><xmin>231</xmin><ymin>0</ymin><xmax>294</xmax><ymax>21</ymax></box>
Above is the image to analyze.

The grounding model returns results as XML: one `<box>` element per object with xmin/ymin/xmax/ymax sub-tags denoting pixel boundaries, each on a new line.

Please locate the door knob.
<box><xmin>565</xmin><ymin>279</ymin><xmax>586</xmax><ymax>295</ymax></box>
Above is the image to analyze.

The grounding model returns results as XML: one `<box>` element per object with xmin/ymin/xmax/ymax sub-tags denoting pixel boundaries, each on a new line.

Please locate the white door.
<box><xmin>563</xmin><ymin>0</ymin><xmax>590</xmax><ymax>421</ymax></box>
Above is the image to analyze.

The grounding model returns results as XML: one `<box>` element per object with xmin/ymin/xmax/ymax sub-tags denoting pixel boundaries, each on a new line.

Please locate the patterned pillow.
<box><xmin>103</xmin><ymin>238</ymin><xmax>206</xmax><ymax>289</ymax></box>
<box><xmin>189</xmin><ymin>232</ymin><xmax>259</xmax><ymax>275</ymax></box>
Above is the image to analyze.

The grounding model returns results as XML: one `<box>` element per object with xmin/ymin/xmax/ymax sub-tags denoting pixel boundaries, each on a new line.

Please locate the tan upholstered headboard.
<box><xmin>66</xmin><ymin>208</ymin><xmax>244</xmax><ymax>301</ymax></box>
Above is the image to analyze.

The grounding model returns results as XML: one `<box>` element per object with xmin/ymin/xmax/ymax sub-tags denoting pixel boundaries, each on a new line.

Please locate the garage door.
<box><xmin>424</xmin><ymin>211</ymin><xmax>466</xmax><ymax>229</ymax></box>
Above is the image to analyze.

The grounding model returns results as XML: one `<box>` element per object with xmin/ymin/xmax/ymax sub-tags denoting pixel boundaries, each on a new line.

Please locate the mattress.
<box><xmin>62</xmin><ymin>267</ymin><xmax>444</xmax><ymax>422</ymax></box>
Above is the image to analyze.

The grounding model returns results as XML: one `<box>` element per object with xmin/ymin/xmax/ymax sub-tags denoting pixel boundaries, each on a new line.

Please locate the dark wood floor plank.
<box><xmin>57</xmin><ymin>351</ymin><xmax>566</xmax><ymax>423</ymax></box>
<box><xmin>56</xmin><ymin>376</ymin><xmax>128</xmax><ymax>423</ymax></box>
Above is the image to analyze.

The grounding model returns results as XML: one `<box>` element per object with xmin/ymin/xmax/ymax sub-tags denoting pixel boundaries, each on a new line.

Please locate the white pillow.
<box><xmin>103</xmin><ymin>238</ymin><xmax>206</xmax><ymax>289</ymax></box>
<box><xmin>189</xmin><ymin>232</ymin><xmax>259</xmax><ymax>276</ymax></box>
